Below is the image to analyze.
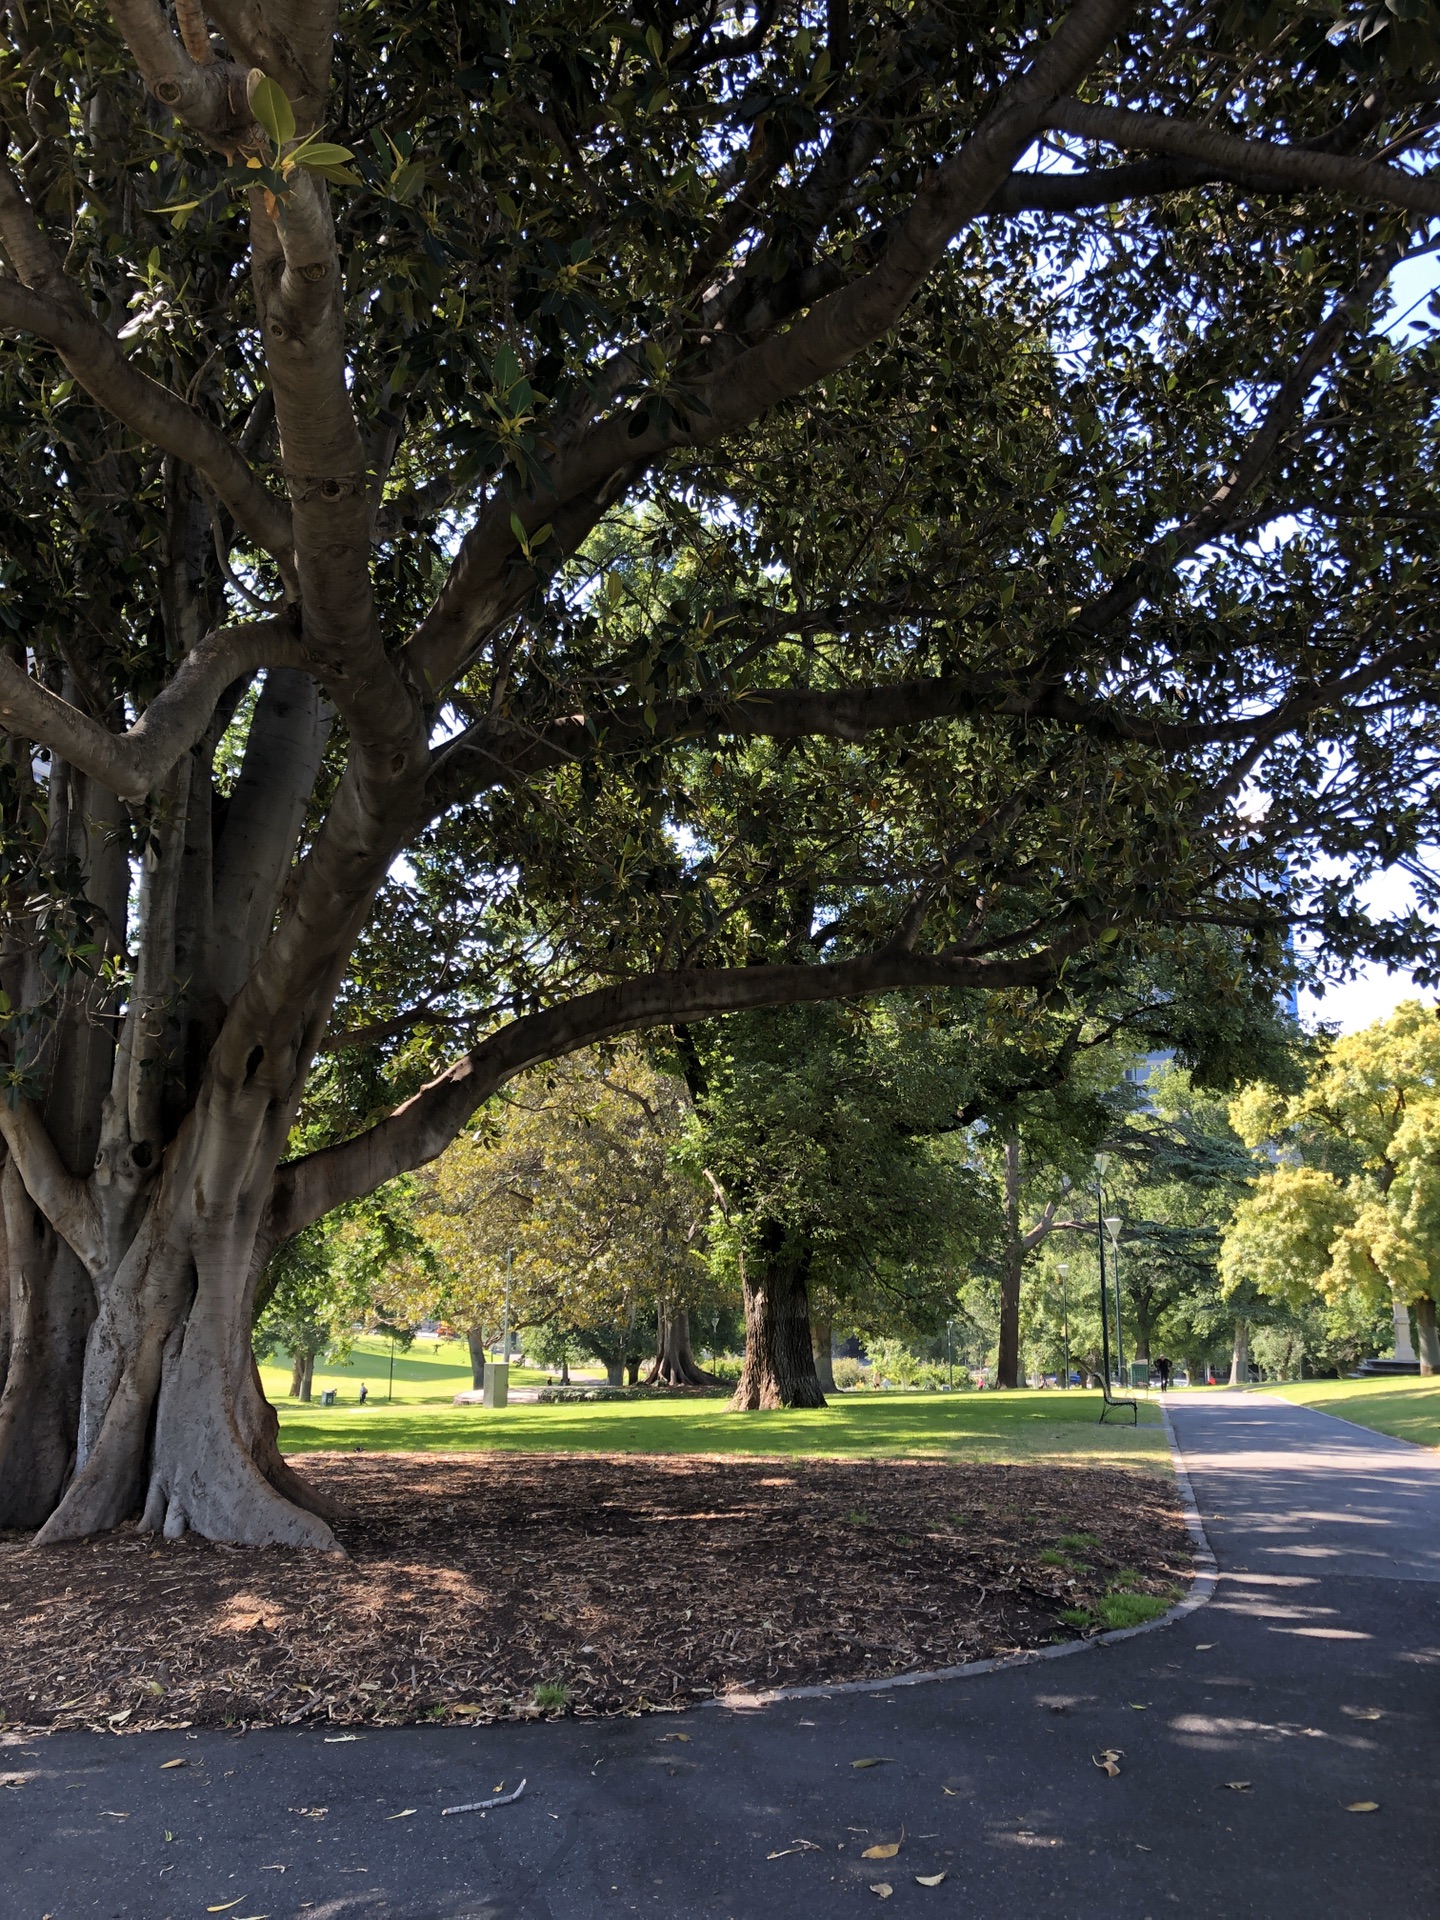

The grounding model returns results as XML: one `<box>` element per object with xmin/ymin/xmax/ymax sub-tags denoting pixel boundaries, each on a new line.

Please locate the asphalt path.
<box><xmin>5</xmin><ymin>1392</ymin><xmax>1439</xmax><ymax>1919</ymax></box>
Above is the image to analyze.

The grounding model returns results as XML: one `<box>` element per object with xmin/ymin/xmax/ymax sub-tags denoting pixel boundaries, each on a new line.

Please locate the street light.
<box><xmin>1104</xmin><ymin>1215</ymin><xmax>1125</xmax><ymax>1388</ymax></box>
<box><xmin>1057</xmin><ymin>1263</ymin><xmax>1070</xmax><ymax>1390</ymax></box>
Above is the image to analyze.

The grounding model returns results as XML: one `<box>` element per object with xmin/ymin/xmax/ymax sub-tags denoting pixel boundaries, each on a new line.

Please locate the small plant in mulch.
<box><xmin>534</xmin><ymin>1682</ymin><xmax>570</xmax><ymax>1711</ymax></box>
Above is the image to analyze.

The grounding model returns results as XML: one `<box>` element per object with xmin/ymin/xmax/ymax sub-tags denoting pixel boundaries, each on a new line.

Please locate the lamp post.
<box><xmin>1057</xmin><ymin>1263</ymin><xmax>1070</xmax><ymax>1390</ymax></box>
<box><xmin>946</xmin><ymin>1318</ymin><xmax>954</xmax><ymax>1389</ymax></box>
<box><xmin>501</xmin><ymin>1245</ymin><xmax>513</xmax><ymax>1364</ymax></box>
<box><xmin>1104</xmin><ymin>1215</ymin><xmax>1125</xmax><ymax>1388</ymax></box>
<box><xmin>1093</xmin><ymin>1152</ymin><xmax>1113</xmax><ymax>1390</ymax></box>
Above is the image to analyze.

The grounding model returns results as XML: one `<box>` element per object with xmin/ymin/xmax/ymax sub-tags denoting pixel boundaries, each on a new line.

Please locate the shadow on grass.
<box><xmin>277</xmin><ymin>1387</ymin><xmax>1168</xmax><ymax>1471</ymax></box>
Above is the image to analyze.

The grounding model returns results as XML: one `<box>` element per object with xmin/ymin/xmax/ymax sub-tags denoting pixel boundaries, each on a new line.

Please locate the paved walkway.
<box><xmin>6</xmin><ymin>1394</ymin><xmax>1440</xmax><ymax>1918</ymax></box>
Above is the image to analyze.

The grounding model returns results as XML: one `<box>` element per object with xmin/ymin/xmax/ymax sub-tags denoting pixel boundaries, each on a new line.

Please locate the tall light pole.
<box><xmin>1104</xmin><ymin>1216</ymin><xmax>1125</xmax><ymax>1388</ymax></box>
<box><xmin>1057</xmin><ymin>1263</ymin><xmax>1070</xmax><ymax>1390</ymax></box>
<box><xmin>1093</xmin><ymin>1153</ymin><xmax>1113</xmax><ymax>1389</ymax></box>
<box><xmin>501</xmin><ymin>1246</ymin><xmax>513</xmax><ymax>1364</ymax></box>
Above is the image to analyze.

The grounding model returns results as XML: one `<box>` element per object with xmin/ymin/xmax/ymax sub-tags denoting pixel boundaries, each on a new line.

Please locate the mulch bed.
<box><xmin>0</xmin><ymin>1452</ymin><xmax>1190</xmax><ymax>1735</ymax></box>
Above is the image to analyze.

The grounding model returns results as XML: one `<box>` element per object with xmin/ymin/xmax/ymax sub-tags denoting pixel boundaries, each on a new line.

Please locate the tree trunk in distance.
<box><xmin>995</xmin><ymin>1133</ymin><xmax>1023</xmax><ymax>1389</ymax></box>
<box><xmin>1413</xmin><ymin>1296</ymin><xmax>1440</xmax><ymax>1375</ymax></box>
<box><xmin>626</xmin><ymin>1355</ymin><xmax>640</xmax><ymax>1386</ymax></box>
<box><xmin>1229</xmin><ymin>1320</ymin><xmax>1249</xmax><ymax>1387</ymax></box>
<box><xmin>811</xmin><ymin>1314</ymin><xmax>836</xmax><ymax>1394</ymax></box>
<box><xmin>648</xmin><ymin>1307</ymin><xmax>719</xmax><ymax>1387</ymax></box>
<box><xmin>290</xmin><ymin>1349</ymin><xmax>315</xmax><ymax>1402</ymax></box>
<box><xmin>466</xmin><ymin>1327</ymin><xmax>487</xmax><ymax>1390</ymax></box>
<box><xmin>605</xmin><ymin>1359</ymin><xmax>624</xmax><ymax>1386</ymax></box>
<box><xmin>731</xmin><ymin>1240</ymin><xmax>826</xmax><ymax>1410</ymax></box>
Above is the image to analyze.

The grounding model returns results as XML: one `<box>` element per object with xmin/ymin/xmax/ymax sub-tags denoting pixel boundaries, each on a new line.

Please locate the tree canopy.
<box><xmin>2</xmin><ymin>0</ymin><xmax>1440</xmax><ymax>1543</ymax></box>
<box><xmin>1222</xmin><ymin>999</ymin><xmax>1440</xmax><ymax>1370</ymax></box>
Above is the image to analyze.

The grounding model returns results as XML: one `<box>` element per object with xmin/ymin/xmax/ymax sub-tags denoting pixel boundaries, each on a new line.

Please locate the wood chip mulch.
<box><xmin>0</xmin><ymin>1452</ymin><xmax>1190</xmax><ymax>1735</ymax></box>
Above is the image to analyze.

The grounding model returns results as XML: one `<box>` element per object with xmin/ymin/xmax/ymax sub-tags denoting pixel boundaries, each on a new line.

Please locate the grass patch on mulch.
<box><xmin>0</xmin><ymin>1452</ymin><xmax>1189</xmax><ymax>1736</ymax></box>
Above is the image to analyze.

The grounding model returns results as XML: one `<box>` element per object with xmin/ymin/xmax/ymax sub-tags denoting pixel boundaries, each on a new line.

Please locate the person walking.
<box><xmin>1154</xmin><ymin>1355</ymin><xmax>1171</xmax><ymax>1392</ymax></box>
<box><xmin>358</xmin><ymin>1382</ymin><xmax>369</xmax><ymax>1404</ymax></box>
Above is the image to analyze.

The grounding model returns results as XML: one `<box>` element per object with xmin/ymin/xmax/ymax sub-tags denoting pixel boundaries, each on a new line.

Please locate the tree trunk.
<box><xmin>730</xmin><ymin>1236</ymin><xmax>826</xmax><ymax>1410</ymax></box>
<box><xmin>995</xmin><ymin>1133</ymin><xmax>1023</xmax><ymax>1389</ymax></box>
<box><xmin>467</xmin><ymin>1326</ymin><xmax>487</xmax><ymax>1391</ymax></box>
<box><xmin>290</xmin><ymin>1348</ymin><xmax>316</xmax><ymax>1401</ymax></box>
<box><xmin>625</xmin><ymin>1355</ymin><xmax>640</xmax><ymax>1386</ymax></box>
<box><xmin>1413</xmin><ymin>1296</ymin><xmax>1440</xmax><ymax>1376</ymax></box>
<box><xmin>0</xmin><ymin>1169</ymin><xmax>95</xmax><ymax>1528</ymax></box>
<box><xmin>1229</xmin><ymin>1319</ymin><xmax>1249</xmax><ymax>1387</ymax></box>
<box><xmin>605</xmin><ymin>1358</ymin><xmax>624</xmax><ymax>1386</ymax></box>
<box><xmin>811</xmin><ymin>1313</ymin><xmax>836</xmax><ymax>1394</ymax></box>
<box><xmin>647</xmin><ymin>1306</ymin><xmax>719</xmax><ymax>1387</ymax></box>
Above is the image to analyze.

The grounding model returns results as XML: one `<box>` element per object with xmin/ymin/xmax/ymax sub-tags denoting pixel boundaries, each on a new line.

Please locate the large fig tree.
<box><xmin>2</xmin><ymin>0</ymin><xmax>1439</xmax><ymax>1545</ymax></box>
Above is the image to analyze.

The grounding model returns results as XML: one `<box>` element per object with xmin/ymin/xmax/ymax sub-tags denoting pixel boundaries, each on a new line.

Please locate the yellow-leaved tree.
<box><xmin>381</xmin><ymin>1048</ymin><xmax>716</xmax><ymax>1386</ymax></box>
<box><xmin>1221</xmin><ymin>1002</ymin><xmax>1440</xmax><ymax>1372</ymax></box>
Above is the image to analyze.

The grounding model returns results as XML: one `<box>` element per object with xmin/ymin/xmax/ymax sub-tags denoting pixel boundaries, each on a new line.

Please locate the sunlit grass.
<box><xmin>1261</xmin><ymin>1374</ymin><xmax>1440</xmax><ymax>1448</ymax></box>
<box><xmin>258</xmin><ymin>1331</ymin><xmax>572</xmax><ymax>1407</ymax></box>
<box><xmin>275</xmin><ymin>1385</ymin><xmax>1170</xmax><ymax>1473</ymax></box>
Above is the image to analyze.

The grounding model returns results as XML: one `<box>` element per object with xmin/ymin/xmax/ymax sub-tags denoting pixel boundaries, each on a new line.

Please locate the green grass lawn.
<box><xmin>258</xmin><ymin>1331</ymin><xmax>585</xmax><ymax>1407</ymax></box>
<box><xmin>275</xmin><ymin>1383</ymin><xmax>1170</xmax><ymax>1472</ymax></box>
<box><xmin>1261</xmin><ymin>1374</ymin><xmax>1440</xmax><ymax>1448</ymax></box>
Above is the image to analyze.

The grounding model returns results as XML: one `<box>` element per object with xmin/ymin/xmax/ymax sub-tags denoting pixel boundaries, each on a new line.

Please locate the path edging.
<box><xmin>710</xmin><ymin>1397</ymin><xmax>1218</xmax><ymax>1712</ymax></box>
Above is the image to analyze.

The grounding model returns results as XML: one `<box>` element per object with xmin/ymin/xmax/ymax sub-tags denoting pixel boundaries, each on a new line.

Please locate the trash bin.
<box><xmin>1128</xmin><ymin>1360</ymin><xmax>1150</xmax><ymax>1388</ymax></box>
<box><xmin>483</xmin><ymin>1361</ymin><xmax>509</xmax><ymax>1409</ymax></box>
<box><xmin>321</xmin><ymin>1388</ymin><xmax>336</xmax><ymax>1406</ymax></box>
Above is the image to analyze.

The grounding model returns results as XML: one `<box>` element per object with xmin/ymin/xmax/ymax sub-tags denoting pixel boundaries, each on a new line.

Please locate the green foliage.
<box><xmin>1223</xmin><ymin>1000</ymin><xmax>1440</xmax><ymax>1319</ymax></box>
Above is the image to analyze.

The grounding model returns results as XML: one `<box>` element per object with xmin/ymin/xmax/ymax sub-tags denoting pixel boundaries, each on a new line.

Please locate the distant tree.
<box><xmin>1223</xmin><ymin>1002</ymin><xmax>1440</xmax><ymax>1373</ymax></box>
<box><xmin>396</xmin><ymin>1048</ymin><xmax>715</xmax><ymax>1386</ymax></box>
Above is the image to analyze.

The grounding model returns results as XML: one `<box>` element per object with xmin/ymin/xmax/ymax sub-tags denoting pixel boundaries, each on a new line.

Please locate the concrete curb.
<box><xmin>710</xmin><ymin>1397</ymin><xmax>1218</xmax><ymax>1712</ymax></box>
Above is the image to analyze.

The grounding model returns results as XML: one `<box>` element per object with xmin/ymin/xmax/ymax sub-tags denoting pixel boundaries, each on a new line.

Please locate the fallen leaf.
<box><xmin>1092</xmin><ymin>1749</ymin><xmax>1123</xmax><ymax>1778</ymax></box>
<box><xmin>208</xmin><ymin>1904</ymin><xmax>245</xmax><ymax>1914</ymax></box>
<box><xmin>1222</xmin><ymin>1782</ymin><xmax>1252</xmax><ymax>1792</ymax></box>
<box><xmin>941</xmin><ymin>1787</ymin><xmax>961</xmax><ymax>1797</ymax></box>
<box><xmin>386</xmin><ymin>1810</ymin><xmax>418</xmax><ymax>1820</ymax></box>
<box><xmin>870</xmin><ymin>1886</ymin><xmax>893</xmax><ymax>1900</ymax></box>
<box><xmin>160</xmin><ymin>1759</ymin><xmax>186</xmax><ymax>1770</ymax></box>
<box><xmin>1345</xmin><ymin>1801</ymin><xmax>1380</xmax><ymax>1814</ymax></box>
<box><xmin>323</xmin><ymin>1735</ymin><xmax>361</xmax><ymax>1744</ymax></box>
<box><xmin>1343</xmin><ymin>1707</ymin><xmax>1383</xmax><ymax>1721</ymax></box>
<box><xmin>862</xmin><ymin>1843</ymin><xmax>900</xmax><ymax>1860</ymax></box>
<box><xmin>100</xmin><ymin>1810</ymin><xmax>130</xmax><ymax>1819</ymax></box>
<box><xmin>1194</xmin><ymin>1644</ymin><xmax>1214</xmax><ymax>1651</ymax></box>
<box><xmin>915</xmin><ymin>1872</ymin><xmax>948</xmax><ymax>1887</ymax></box>
<box><xmin>107</xmin><ymin>1709</ymin><xmax>133</xmax><ymax>1727</ymax></box>
<box><xmin>1127</xmin><ymin>1702</ymin><xmax>1150</xmax><ymax>1711</ymax></box>
<box><xmin>767</xmin><ymin>1849</ymin><xmax>799</xmax><ymax>1860</ymax></box>
<box><xmin>851</xmin><ymin>1757</ymin><xmax>894</xmax><ymax>1769</ymax></box>
<box><xmin>661</xmin><ymin>1733</ymin><xmax>691</xmax><ymax>1743</ymax></box>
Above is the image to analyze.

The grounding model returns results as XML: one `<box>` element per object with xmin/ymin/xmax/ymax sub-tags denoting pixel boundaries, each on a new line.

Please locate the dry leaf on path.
<box><xmin>1342</xmin><ymin>1708</ymin><xmax>1383</xmax><ymax>1721</ymax></box>
<box><xmin>208</xmin><ymin>1903</ymin><xmax>245</xmax><ymax>1913</ymax></box>
<box><xmin>852</xmin><ymin>1757</ymin><xmax>894</xmax><ymax>1769</ymax></box>
<box><xmin>160</xmin><ymin>1759</ymin><xmax>186</xmax><ymax>1770</ymax></box>
<box><xmin>385</xmin><ymin>1810</ymin><xmax>418</xmax><ymax>1820</ymax></box>
<box><xmin>1345</xmin><ymin>1801</ymin><xmax>1380</xmax><ymax>1813</ymax></box>
<box><xmin>916</xmin><ymin>1872</ymin><xmax>948</xmax><ymax>1887</ymax></box>
<box><xmin>1222</xmin><ymin>1782</ymin><xmax>1252</xmax><ymax>1792</ymax></box>
<box><xmin>1092</xmin><ymin>1749</ymin><xmax>1122</xmax><ymax>1777</ymax></box>
<box><xmin>870</xmin><ymin>1885</ymin><xmax>893</xmax><ymax>1899</ymax></box>
<box><xmin>862</xmin><ymin>1842</ymin><xmax>901</xmax><ymax>1860</ymax></box>
<box><xmin>1194</xmin><ymin>1644</ymin><xmax>1214</xmax><ymax>1651</ymax></box>
<box><xmin>323</xmin><ymin>1735</ymin><xmax>361</xmax><ymax>1744</ymax></box>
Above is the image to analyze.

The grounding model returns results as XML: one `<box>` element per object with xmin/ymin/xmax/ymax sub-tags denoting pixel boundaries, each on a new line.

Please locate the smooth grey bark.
<box><xmin>811</xmin><ymin>1314</ymin><xmax>837</xmax><ymax>1394</ymax></box>
<box><xmin>466</xmin><ymin>1327</ymin><xmax>487</xmax><ymax>1390</ymax></box>
<box><xmin>1229</xmin><ymin>1319</ymin><xmax>1250</xmax><ymax>1388</ymax></box>
<box><xmin>1413</xmin><ymin>1296</ymin><xmax>1440</xmax><ymax>1376</ymax></box>
<box><xmin>647</xmin><ymin>1306</ymin><xmax>719</xmax><ymax>1388</ymax></box>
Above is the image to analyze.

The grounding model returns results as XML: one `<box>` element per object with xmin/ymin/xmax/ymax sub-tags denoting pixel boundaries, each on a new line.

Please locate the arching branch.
<box><xmin>0</xmin><ymin>618</ymin><xmax>301</xmax><ymax>803</ymax></box>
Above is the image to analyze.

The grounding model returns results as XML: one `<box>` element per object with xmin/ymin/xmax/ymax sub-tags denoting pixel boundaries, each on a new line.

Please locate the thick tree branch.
<box><xmin>273</xmin><ymin>932</ymin><xmax>1100</xmax><ymax>1238</ymax></box>
<box><xmin>0</xmin><ymin>1096</ymin><xmax>105</xmax><ymax>1276</ymax></box>
<box><xmin>0</xmin><ymin>618</ymin><xmax>300</xmax><ymax>803</ymax></box>
<box><xmin>106</xmin><ymin>0</ymin><xmax>254</xmax><ymax>149</ymax></box>
<box><xmin>407</xmin><ymin>0</ymin><xmax>1133</xmax><ymax>689</ymax></box>
<box><xmin>1044</xmin><ymin>98</ymin><xmax>1440</xmax><ymax>219</ymax></box>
